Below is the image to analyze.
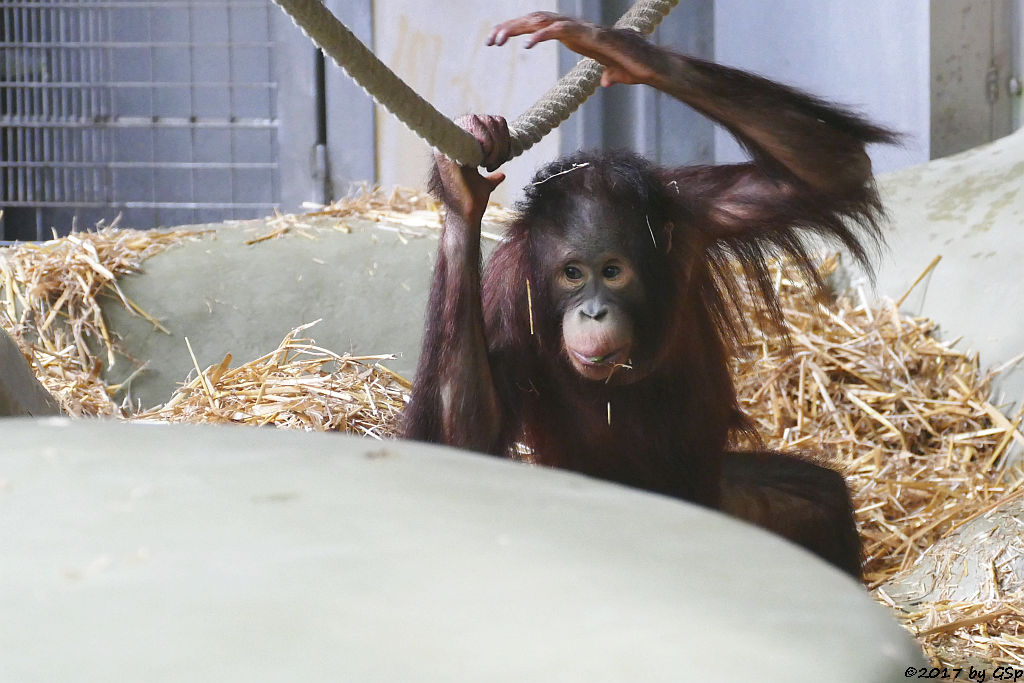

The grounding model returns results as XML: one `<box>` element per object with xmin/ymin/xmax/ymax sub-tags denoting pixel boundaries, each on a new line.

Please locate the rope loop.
<box><xmin>272</xmin><ymin>0</ymin><xmax>679</xmax><ymax>166</ymax></box>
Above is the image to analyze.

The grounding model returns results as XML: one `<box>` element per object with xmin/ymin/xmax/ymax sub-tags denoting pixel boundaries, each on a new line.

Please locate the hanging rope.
<box><xmin>270</xmin><ymin>0</ymin><xmax>679</xmax><ymax>166</ymax></box>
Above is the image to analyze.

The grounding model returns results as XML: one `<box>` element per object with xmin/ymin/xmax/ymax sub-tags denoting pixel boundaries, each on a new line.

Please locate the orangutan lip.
<box><xmin>572</xmin><ymin>348</ymin><xmax>627</xmax><ymax>367</ymax></box>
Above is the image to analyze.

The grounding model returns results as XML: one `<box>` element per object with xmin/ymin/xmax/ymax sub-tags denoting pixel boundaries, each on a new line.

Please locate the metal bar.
<box><xmin>266</xmin><ymin>0</ymin><xmax>281</xmax><ymax>202</ymax></box>
<box><xmin>0</xmin><ymin>161</ymin><xmax>277</xmax><ymax>169</ymax></box>
<box><xmin>25</xmin><ymin>2</ymin><xmax>36</xmax><ymax>205</ymax></box>
<box><xmin>146</xmin><ymin>0</ymin><xmax>155</xmax><ymax>224</ymax></box>
<box><xmin>15</xmin><ymin>6</ymin><xmax>25</xmax><ymax>201</ymax></box>
<box><xmin>227</xmin><ymin>0</ymin><xmax>237</xmax><ymax>212</ymax></box>
<box><xmin>0</xmin><ymin>200</ymin><xmax>278</xmax><ymax>209</ymax></box>
<box><xmin>42</xmin><ymin>5</ymin><xmax>53</xmax><ymax>204</ymax></box>
<box><xmin>1</xmin><ymin>41</ymin><xmax>274</xmax><ymax>48</ymax></box>
<box><xmin>0</xmin><ymin>117</ymin><xmax>278</xmax><ymax>128</ymax></box>
<box><xmin>73</xmin><ymin>0</ymin><xmax>84</xmax><ymax>204</ymax></box>
<box><xmin>66</xmin><ymin>5</ymin><xmax>79</xmax><ymax>204</ymax></box>
<box><xmin>3</xmin><ymin>6</ymin><xmax>11</xmax><ymax>204</ymax></box>
<box><xmin>65</xmin><ymin>2</ymin><xmax>76</xmax><ymax>124</ymax></box>
<box><xmin>88</xmin><ymin>2</ymin><xmax>100</xmax><ymax>203</ymax></box>
<box><xmin>147</xmin><ymin>1</ymin><xmax>156</xmax><ymax>225</ymax></box>
<box><xmin>8</xmin><ymin>7</ymin><xmax>16</xmax><ymax>201</ymax></box>
<box><xmin>0</xmin><ymin>81</ymin><xmax>277</xmax><ymax>89</ymax></box>
<box><xmin>40</xmin><ymin>6</ymin><xmax>49</xmax><ymax>206</ymax></box>
<box><xmin>0</xmin><ymin>2</ymin><xmax>268</xmax><ymax>8</ymax></box>
<box><xmin>101</xmin><ymin>0</ymin><xmax>114</xmax><ymax>204</ymax></box>
<box><xmin>58</xmin><ymin>5</ymin><xmax>70</xmax><ymax>203</ymax></box>
<box><xmin>186</xmin><ymin>0</ymin><xmax>196</xmax><ymax>223</ymax></box>
<box><xmin>3</xmin><ymin>4</ymin><xmax>11</xmax><ymax>119</ymax></box>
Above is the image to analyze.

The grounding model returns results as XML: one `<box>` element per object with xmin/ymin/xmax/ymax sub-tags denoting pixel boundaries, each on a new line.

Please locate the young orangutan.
<box><xmin>403</xmin><ymin>12</ymin><xmax>896</xmax><ymax>577</ymax></box>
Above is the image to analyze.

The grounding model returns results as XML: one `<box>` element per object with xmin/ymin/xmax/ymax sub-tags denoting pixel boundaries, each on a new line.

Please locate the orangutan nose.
<box><xmin>580</xmin><ymin>302</ymin><xmax>608</xmax><ymax>321</ymax></box>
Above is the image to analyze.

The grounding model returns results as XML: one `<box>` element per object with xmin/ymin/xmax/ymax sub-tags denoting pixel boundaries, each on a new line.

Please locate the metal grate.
<box><xmin>0</xmin><ymin>0</ymin><xmax>280</xmax><ymax>239</ymax></box>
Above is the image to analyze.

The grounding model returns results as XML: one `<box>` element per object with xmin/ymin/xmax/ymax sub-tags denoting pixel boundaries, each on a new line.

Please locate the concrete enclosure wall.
<box><xmin>370</xmin><ymin>0</ymin><xmax>1023</xmax><ymax>194</ymax></box>
<box><xmin>931</xmin><ymin>0</ymin><xmax>1018</xmax><ymax>159</ymax></box>
<box><xmin>712</xmin><ymin>0</ymin><xmax>932</xmax><ymax>173</ymax></box>
<box><xmin>369</xmin><ymin>0</ymin><xmax>940</xmax><ymax>202</ymax></box>
<box><xmin>371</xmin><ymin>0</ymin><xmax>562</xmax><ymax>208</ymax></box>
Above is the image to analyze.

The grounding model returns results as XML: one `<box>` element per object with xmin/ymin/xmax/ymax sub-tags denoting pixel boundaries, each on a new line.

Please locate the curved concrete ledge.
<box><xmin>870</xmin><ymin>128</ymin><xmax>1024</xmax><ymax>404</ymax></box>
<box><xmin>0</xmin><ymin>326</ymin><xmax>60</xmax><ymax>417</ymax></box>
<box><xmin>101</xmin><ymin>218</ymin><xmax>437</xmax><ymax>408</ymax></box>
<box><xmin>883</xmin><ymin>496</ymin><xmax>1024</xmax><ymax>607</ymax></box>
<box><xmin>1</xmin><ymin>420</ymin><xmax>920</xmax><ymax>682</ymax></box>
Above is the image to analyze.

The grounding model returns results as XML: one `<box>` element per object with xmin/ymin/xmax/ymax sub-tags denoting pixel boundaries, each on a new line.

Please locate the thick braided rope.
<box><xmin>271</xmin><ymin>0</ymin><xmax>678</xmax><ymax>166</ymax></box>
<box><xmin>509</xmin><ymin>0</ymin><xmax>679</xmax><ymax>157</ymax></box>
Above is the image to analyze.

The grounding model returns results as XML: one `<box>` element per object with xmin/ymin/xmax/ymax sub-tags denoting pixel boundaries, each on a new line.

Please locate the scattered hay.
<box><xmin>875</xmin><ymin>491</ymin><xmax>1024</xmax><ymax>666</ymax></box>
<box><xmin>0</xmin><ymin>220</ymin><xmax>209</xmax><ymax>415</ymax></box>
<box><xmin>0</xmin><ymin>186</ymin><xmax>456</xmax><ymax>415</ymax></box>
<box><xmin>878</xmin><ymin>590</ymin><xmax>1024</xmax><ymax>667</ymax></box>
<box><xmin>732</xmin><ymin>255</ymin><xmax>1023</xmax><ymax>583</ymax></box>
<box><xmin>246</xmin><ymin>184</ymin><xmax>515</xmax><ymax>244</ymax></box>
<box><xmin>2</xmin><ymin>190</ymin><xmax>1024</xmax><ymax>665</ymax></box>
<box><xmin>728</xmin><ymin>255</ymin><xmax>1024</xmax><ymax>665</ymax></box>
<box><xmin>134</xmin><ymin>321</ymin><xmax>409</xmax><ymax>438</ymax></box>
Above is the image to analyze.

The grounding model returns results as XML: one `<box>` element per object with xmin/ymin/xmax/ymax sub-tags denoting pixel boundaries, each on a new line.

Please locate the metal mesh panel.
<box><xmin>0</xmin><ymin>0</ymin><xmax>279</xmax><ymax>239</ymax></box>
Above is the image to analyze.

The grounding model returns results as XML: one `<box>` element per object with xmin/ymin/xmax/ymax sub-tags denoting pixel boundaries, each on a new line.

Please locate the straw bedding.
<box><xmin>727</xmin><ymin>256</ymin><xmax>1024</xmax><ymax>666</ymax></box>
<box><xmin>1</xmin><ymin>194</ymin><xmax>1022</xmax><ymax>666</ymax></box>
<box><xmin>0</xmin><ymin>217</ymin><xmax>209</xmax><ymax>416</ymax></box>
<box><xmin>136</xmin><ymin>322</ymin><xmax>410</xmax><ymax>437</ymax></box>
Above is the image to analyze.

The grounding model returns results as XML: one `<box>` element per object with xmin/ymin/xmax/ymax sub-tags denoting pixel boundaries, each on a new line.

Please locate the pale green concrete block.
<box><xmin>0</xmin><ymin>419</ymin><xmax>923</xmax><ymax>682</ymax></box>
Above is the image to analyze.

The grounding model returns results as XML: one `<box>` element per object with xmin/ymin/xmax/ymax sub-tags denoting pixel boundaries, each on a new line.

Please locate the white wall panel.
<box><xmin>372</xmin><ymin>1</ymin><xmax>561</xmax><ymax>206</ymax></box>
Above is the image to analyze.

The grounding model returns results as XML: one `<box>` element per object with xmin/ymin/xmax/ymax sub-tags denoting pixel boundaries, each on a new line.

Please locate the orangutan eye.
<box><xmin>564</xmin><ymin>265</ymin><xmax>584</xmax><ymax>281</ymax></box>
<box><xmin>602</xmin><ymin>265</ymin><xmax>621</xmax><ymax>280</ymax></box>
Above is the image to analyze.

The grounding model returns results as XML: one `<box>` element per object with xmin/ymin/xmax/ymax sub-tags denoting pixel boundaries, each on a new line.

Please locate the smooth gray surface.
<box><xmin>864</xmin><ymin>127</ymin><xmax>1024</xmax><ymax>408</ymax></box>
<box><xmin>930</xmin><ymin>1</ymin><xmax>1016</xmax><ymax>159</ymax></box>
<box><xmin>713</xmin><ymin>0</ymin><xmax>930</xmax><ymax>172</ymax></box>
<box><xmin>0</xmin><ymin>419</ymin><xmax>921</xmax><ymax>682</ymax></box>
<box><xmin>0</xmin><ymin>326</ymin><xmax>60</xmax><ymax>417</ymax></box>
<box><xmin>101</xmin><ymin>218</ymin><xmax>441</xmax><ymax>408</ymax></box>
<box><xmin>323</xmin><ymin>0</ymin><xmax>376</xmax><ymax>197</ymax></box>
